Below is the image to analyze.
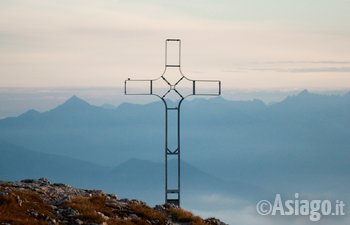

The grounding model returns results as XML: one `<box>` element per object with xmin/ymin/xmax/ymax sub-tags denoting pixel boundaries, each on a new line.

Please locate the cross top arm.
<box><xmin>124</xmin><ymin>39</ymin><xmax>221</xmax><ymax>100</ymax></box>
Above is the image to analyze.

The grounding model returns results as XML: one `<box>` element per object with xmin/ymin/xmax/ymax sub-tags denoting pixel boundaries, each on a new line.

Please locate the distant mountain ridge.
<box><xmin>0</xmin><ymin>90</ymin><xmax>349</xmax><ymax>204</ymax></box>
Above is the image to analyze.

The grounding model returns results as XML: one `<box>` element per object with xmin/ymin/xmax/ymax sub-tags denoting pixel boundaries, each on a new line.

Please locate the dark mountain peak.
<box><xmin>344</xmin><ymin>91</ymin><xmax>350</xmax><ymax>98</ymax></box>
<box><xmin>298</xmin><ymin>89</ymin><xmax>311</xmax><ymax>96</ymax></box>
<box><xmin>65</xmin><ymin>95</ymin><xmax>88</xmax><ymax>105</ymax></box>
<box><xmin>284</xmin><ymin>89</ymin><xmax>316</xmax><ymax>102</ymax></box>
<box><xmin>251</xmin><ymin>98</ymin><xmax>266</xmax><ymax>105</ymax></box>
<box><xmin>20</xmin><ymin>109</ymin><xmax>40</xmax><ymax>118</ymax></box>
<box><xmin>52</xmin><ymin>95</ymin><xmax>94</xmax><ymax>112</ymax></box>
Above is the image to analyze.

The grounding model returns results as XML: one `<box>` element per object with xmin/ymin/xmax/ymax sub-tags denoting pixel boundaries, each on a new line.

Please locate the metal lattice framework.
<box><xmin>124</xmin><ymin>39</ymin><xmax>221</xmax><ymax>206</ymax></box>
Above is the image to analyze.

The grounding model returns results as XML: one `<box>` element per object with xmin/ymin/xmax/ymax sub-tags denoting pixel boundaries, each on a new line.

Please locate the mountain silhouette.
<box><xmin>53</xmin><ymin>95</ymin><xmax>93</xmax><ymax>111</ymax></box>
<box><xmin>0</xmin><ymin>141</ymin><xmax>108</xmax><ymax>189</ymax></box>
<box><xmin>0</xmin><ymin>91</ymin><xmax>349</xmax><ymax>203</ymax></box>
<box><xmin>0</xmin><ymin>139</ymin><xmax>250</xmax><ymax>205</ymax></box>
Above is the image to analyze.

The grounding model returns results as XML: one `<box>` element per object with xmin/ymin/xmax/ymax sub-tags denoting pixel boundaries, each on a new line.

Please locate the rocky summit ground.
<box><xmin>0</xmin><ymin>178</ymin><xmax>227</xmax><ymax>225</ymax></box>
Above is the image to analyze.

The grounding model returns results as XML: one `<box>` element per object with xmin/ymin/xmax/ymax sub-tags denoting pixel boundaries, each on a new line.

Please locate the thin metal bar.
<box><xmin>126</xmin><ymin>79</ymin><xmax>154</xmax><ymax>81</ymax></box>
<box><xmin>124</xmin><ymin>93</ymin><xmax>152</xmax><ymax>96</ymax></box>
<box><xmin>167</xmin><ymin>153</ymin><xmax>179</xmax><ymax>156</ymax></box>
<box><xmin>165</xmin><ymin>40</ymin><xmax>167</xmax><ymax>68</ymax></box>
<box><xmin>165</xmin><ymin>102</ymin><xmax>168</xmax><ymax>204</ymax></box>
<box><xmin>162</xmin><ymin>89</ymin><xmax>171</xmax><ymax>98</ymax></box>
<box><xmin>174</xmin><ymin>89</ymin><xmax>184</xmax><ymax>99</ymax></box>
<box><xmin>161</xmin><ymin>76</ymin><xmax>171</xmax><ymax>86</ymax></box>
<box><xmin>193</xmin><ymin>80</ymin><xmax>196</xmax><ymax>95</ymax></box>
<box><xmin>177</xmin><ymin>101</ymin><xmax>181</xmax><ymax>206</ymax></box>
<box><xmin>191</xmin><ymin>93</ymin><xmax>220</xmax><ymax>96</ymax></box>
<box><xmin>174</xmin><ymin>76</ymin><xmax>184</xmax><ymax>86</ymax></box>
<box><xmin>167</xmin><ymin>150</ymin><xmax>179</xmax><ymax>155</ymax></box>
<box><xmin>179</xmin><ymin>40</ymin><xmax>181</xmax><ymax>67</ymax></box>
<box><xmin>165</xmin><ymin>105</ymin><xmax>180</xmax><ymax>205</ymax></box>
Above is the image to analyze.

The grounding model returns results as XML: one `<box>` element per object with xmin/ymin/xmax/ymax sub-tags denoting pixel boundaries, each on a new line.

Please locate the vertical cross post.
<box><xmin>124</xmin><ymin>39</ymin><xmax>221</xmax><ymax>206</ymax></box>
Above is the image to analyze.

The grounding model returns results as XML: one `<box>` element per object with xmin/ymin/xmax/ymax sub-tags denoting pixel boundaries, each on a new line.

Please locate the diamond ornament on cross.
<box><xmin>124</xmin><ymin>39</ymin><xmax>221</xmax><ymax>206</ymax></box>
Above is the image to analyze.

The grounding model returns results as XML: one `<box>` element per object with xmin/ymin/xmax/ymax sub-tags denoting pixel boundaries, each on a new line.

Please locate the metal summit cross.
<box><xmin>124</xmin><ymin>39</ymin><xmax>221</xmax><ymax>206</ymax></box>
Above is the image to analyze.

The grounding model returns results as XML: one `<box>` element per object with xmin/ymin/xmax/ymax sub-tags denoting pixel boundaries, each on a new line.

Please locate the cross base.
<box><xmin>166</xmin><ymin>199</ymin><xmax>180</xmax><ymax>206</ymax></box>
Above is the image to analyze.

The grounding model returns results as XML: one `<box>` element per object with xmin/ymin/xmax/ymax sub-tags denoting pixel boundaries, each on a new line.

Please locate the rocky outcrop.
<box><xmin>0</xmin><ymin>178</ymin><xmax>227</xmax><ymax>225</ymax></box>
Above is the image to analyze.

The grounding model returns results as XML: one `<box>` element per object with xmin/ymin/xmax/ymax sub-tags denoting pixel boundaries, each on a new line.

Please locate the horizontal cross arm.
<box><xmin>124</xmin><ymin>79</ymin><xmax>154</xmax><ymax>95</ymax></box>
<box><xmin>192</xmin><ymin>79</ymin><xmax>221</xmax><ymax>96</ymax></box>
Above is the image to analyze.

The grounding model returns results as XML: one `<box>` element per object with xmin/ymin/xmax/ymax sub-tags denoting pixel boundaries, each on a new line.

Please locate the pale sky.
<box><xmin>0</xmin><ymin>0</ymin><xmax>350</xmax><ymax>90</ymax></box>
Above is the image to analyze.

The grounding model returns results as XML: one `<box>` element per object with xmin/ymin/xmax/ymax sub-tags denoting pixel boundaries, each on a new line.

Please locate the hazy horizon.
<box><xmin>1</xmin><ymin>86</ymin><xmax>349</xmax><ymax>119</ymax></box>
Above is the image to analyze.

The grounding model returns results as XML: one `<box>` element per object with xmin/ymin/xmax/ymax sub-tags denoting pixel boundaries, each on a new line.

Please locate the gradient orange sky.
<box><xmin>0</xmin><ymin>0</ymin><xmax>349</xmax><ymax>90</ymax></box>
